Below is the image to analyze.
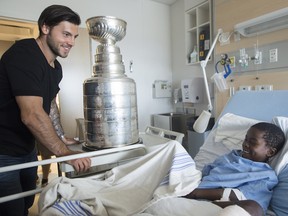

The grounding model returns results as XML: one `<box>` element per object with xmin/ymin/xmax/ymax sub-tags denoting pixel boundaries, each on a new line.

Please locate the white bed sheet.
<box><xmin>137</xmin><ymin>197</ymin><xmax>251</xmax><ymax>216</ymax></box>
<box><xmin>39</xmin><ymin>141</ymin><xmax>202</xmax><ymax>216</ymax></box>
<box><xmin>194</xmin><ymin>129</ymin><xmax>229</xmax><ymax>171</ymax></box>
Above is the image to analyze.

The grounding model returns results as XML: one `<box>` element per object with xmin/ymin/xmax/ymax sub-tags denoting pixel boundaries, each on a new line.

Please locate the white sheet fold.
<box><xmin>136</xmin><ymin>197</ymin><xmax>222</xmax><ymax>216</ymax></box>
<box><xmin>135</xmin><ymin>197</ymin><xmax>252</xmax><ymax>216</ymax></box>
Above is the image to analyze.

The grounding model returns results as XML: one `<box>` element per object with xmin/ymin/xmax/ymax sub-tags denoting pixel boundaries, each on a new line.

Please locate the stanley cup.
<box><xmin>83</xmin><ymin>16</ymin><xmax>139</xmax><ymax>149</ymax></box>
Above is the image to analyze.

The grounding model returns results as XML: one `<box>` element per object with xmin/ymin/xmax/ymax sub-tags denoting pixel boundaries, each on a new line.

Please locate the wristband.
<box><xmin>60</xmin><ymin>135</ymin><xmax>66</xmax><ymax>141</ymax></box>
<box><xmin>231</xmin><ymin>189</ymin><xmax>246</xmax><ymax>200</ymax></box>
<box><xmin>219</xmin><ymin>188</ymin><xmax>232</xmax><ymax>201</ymax></box>
<box><xmin>218</xmin><ymin>188</ymin><xmax>246</xmax><ymax>202</ymax></box>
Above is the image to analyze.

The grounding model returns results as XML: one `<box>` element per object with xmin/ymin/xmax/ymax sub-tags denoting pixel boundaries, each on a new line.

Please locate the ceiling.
<box><xmin>0</xmin><ymin>0</ymin><xmax>177</xmax><ymax>42</ymax></box>
<box><xmin>151</xmin><ymin>0</ymin><xmax>178</xmax><ymax>5</ymax></box>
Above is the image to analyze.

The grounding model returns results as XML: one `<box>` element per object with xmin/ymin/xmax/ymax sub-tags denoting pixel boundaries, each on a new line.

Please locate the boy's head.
<box><xmin>242</xmin><ymin>122</ymin><xmax>285</xmax><ymax>162</ymax></box>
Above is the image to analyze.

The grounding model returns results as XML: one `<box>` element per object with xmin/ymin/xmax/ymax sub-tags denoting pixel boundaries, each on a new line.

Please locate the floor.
<box><xmin>29</xmin><ymin>157</ymin><xmax>59</xmax><ymax>216</ymax></box>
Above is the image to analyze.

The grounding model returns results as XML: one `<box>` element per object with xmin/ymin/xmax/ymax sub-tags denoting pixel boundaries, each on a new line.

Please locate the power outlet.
<box><xmin>229</xmin><ymin>56</ymin><xmax>236</xmax><ymax>68</ymax></box>
<box><xmin>255</xmin><ymin>85</ymin><xmax>273</xmax><ymax>91</ymax></box>
<box><xmin>269</xmin><ymin>48</ymin><xmax>278</xmax><ymax>63</ymax></box>
<box><xmin>239</xmin><ymin>86</ymin><xmax>251</xmax><ymax>91</ymax></box>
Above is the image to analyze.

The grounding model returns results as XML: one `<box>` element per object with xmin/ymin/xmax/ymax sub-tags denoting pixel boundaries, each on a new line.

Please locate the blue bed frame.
<box><xmin>218</xmin><ymin>90</ymin><xmax>288</xmax><ymax>122</ymax></box>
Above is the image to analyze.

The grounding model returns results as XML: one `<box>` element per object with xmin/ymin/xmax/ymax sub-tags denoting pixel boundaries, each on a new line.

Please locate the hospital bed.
<box><xmin>142</xmin><ymin>90</ymin><xmax>288</xmax><ymax>216</ymax></box>
<box><xmin>1</xmin><ymin>90</ymin><xmax>288</xmax><ymax>216</ymax></box>
<box><xmin>194</xmin><ymin>90</ymin><xmax>288</xmax><ymax>216</ymax></box>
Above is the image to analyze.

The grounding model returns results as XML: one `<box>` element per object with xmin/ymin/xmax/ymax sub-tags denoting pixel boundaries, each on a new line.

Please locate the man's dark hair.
<box><xmin>38</xmin><ymin>5</ymin><xmax>81</xmax><ymax>36</ymax></box>
<box><xmin>252</xmin><ymin>122</ymin><xmax>286</xmax><ymax>152</ymax></box>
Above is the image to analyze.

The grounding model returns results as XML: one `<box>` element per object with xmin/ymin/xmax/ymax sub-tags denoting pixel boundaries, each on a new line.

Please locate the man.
<box><xmin>0</xmin><ymin>5</ymin><xmax>91</xmax><ymax>215</ymax></box>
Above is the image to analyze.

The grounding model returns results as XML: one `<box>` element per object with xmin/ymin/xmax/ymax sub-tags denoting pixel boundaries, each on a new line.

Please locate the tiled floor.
<box><xmin>29</xmin><ymin>157</ymin><xmax>59</xmax><ymax>216</ymax></box>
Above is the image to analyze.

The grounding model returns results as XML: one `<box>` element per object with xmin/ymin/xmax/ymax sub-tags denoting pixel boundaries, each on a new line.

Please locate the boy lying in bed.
<box><xmin>184</xmin><ymin>122</ymin><xmax>285</xmax><ymax>216</ymax></box>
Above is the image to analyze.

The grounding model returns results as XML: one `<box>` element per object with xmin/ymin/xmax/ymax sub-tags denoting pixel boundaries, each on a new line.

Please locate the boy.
<box><xmin>185</xmin><ymin>122</ymin><xmax>285</xmax><ymax>216</ymax></box>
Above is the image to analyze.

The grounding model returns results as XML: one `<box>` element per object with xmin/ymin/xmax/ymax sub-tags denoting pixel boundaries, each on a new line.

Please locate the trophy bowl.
<box><xmin>86</xmin><ymin>16</ymin><xmax>127</xmax><ymax>44</ymax></box>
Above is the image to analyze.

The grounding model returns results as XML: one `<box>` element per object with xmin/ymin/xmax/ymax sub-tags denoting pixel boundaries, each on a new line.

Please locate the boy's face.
<box><xmin>242</xmin><ymin>127</ymin><xmax>272</xmax><ymax>162</ymax></box>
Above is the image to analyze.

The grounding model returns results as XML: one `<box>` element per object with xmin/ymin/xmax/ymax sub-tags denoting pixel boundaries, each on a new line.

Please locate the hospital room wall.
<box><xmin>214</xmin><ymin>0</ymin><xmax>288</xmax><ymax>117</ymax></box>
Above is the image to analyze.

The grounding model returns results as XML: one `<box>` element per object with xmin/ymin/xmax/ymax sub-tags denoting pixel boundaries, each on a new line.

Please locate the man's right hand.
<box><xmin>67</xmin><ymin>155</ymin><xmax>91</xmax><ymax>173</ymax></box>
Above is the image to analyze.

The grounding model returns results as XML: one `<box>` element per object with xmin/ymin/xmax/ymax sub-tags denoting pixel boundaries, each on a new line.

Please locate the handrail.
<box><xmin>0</xmin><ymin>143</ymin><xmax>145</xmax><ymax>173</ymax></box>
<box><xmin>0</xmin><ymin>188</ymin><xmax>43</xmax><ymax>204</ymax></box>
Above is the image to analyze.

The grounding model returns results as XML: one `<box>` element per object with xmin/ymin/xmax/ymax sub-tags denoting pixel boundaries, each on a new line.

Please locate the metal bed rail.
<box><xmin>144</xmin><ymin>126</ymin><xmax>184</xmax><ymax>144</ymax></box>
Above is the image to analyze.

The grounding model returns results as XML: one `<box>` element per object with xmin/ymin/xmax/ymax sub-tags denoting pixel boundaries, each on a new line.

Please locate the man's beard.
<box><xmin>46</xmin><ymin>34</ymin><xmax>68</xmax><ymax>58</ymax></box>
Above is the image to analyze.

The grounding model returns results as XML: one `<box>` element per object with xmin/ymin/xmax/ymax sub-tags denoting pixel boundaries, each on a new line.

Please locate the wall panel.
<box><xmin>214</xmin><ymin>0</ymin><xmax>288</xmax><ymax>116</ymax></box>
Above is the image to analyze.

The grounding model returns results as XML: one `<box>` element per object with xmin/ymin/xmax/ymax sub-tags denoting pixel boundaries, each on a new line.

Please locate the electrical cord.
<box><xmin>218</xmin><ymin>31</ymin><xmax>233</xmax><ymax>44</ymax></box>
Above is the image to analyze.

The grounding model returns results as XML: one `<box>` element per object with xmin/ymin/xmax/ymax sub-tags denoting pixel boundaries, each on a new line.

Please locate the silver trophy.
<box><xmin>83</xmin><ymin>16</ymin><xmax>139</xmax><ymax>149</ymax></box>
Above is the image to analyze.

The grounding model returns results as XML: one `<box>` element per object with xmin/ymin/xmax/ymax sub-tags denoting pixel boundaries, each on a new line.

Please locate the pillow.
<box><xmin>269</xmin><ymin>117</ymin><xmax>288</xmax><ymax>216</ymax></box>
<box><xmin>269</xmin><ymin>116</ymin><xmax>288</xmax><ymax>175</ymax></box>
<box><xmin>214</xmin><ymin>113</ymin><xmax>260</xmax><ymax>151</ymax></box>
<box><xmin>269</xmin><ymin>163</ymin><xmax>288</xmax><ymax>216</ymax></box>
<box><xmin>214</xmin><ymin>114</ymin><xmax>288</xmax><ymax>174</ymax></box>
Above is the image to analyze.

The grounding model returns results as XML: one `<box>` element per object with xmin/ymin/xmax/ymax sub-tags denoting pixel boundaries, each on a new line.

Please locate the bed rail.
<box><xmin>0</xmin><ymin>144</ymin><xmax>148</xmax><ymax>203</ymax></box>
<box><xmin>144</xmin><ymin>126</ymin><xmax>184</xmax><ymax>143</ymax></box>
<box><xmin>0</xmin><ymin>150</ymin><xmax>107</xmax><ymax>203</ymax></box>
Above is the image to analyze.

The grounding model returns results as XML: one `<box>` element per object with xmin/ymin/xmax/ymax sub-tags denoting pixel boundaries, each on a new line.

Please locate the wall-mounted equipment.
<box><xmin>215</xmin><ymin>40</ymin><xmax>287</xmax><ymax>73</ymax></box>
<box><xmin>211</xmin><ymin>53</ymin><xmax>232</xmax><ymax>92</ymax></box>
<box><xmin>234</xmin><ymin>7</ymin><xmax>288</xmax><ymax>37</ymax></box>
<box><xmin>153</xmin><ymin>80</ymin><xmax>172</xmax><ymax>98</ymax></box>
<box><xmin>181</xmin><ymin>78</ymin><xmax>204</xmax><ymax>103</ymax></box>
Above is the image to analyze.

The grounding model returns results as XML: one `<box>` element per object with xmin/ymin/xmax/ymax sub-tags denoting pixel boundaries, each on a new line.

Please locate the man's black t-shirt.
<box><xmin>0</xmin><ymin>38</ymin><xmax>62</xmax><ymax>156</ymax></box>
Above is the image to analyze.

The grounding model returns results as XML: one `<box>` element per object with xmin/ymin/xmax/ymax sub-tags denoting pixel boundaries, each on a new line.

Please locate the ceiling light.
<box><xmin>234</xmin><ymin>7</ymin><xmax>288</xmax><ymax>37</ymax></box>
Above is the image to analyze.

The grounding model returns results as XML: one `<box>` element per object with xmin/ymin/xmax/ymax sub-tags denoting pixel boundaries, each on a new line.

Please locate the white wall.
<box><xmin>0</xmin><ymin>0</ymin><xmax>174</xmax><ymax>136</ymax></box>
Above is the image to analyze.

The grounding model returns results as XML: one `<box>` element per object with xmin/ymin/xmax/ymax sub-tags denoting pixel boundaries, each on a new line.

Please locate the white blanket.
<box><xmin>136</xmin><ymin>197</ymin><xmax>222</xmax><ymax>216</ymax></box>
<box><xmin>136</xmin><ymin>197</ymin><xmax>251</xmax><ymax>216</ymax></box>
<box><xmin>38</xmin><ymin>141</ymin><xmax>202</xmax><ymax>216</ymax></box>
